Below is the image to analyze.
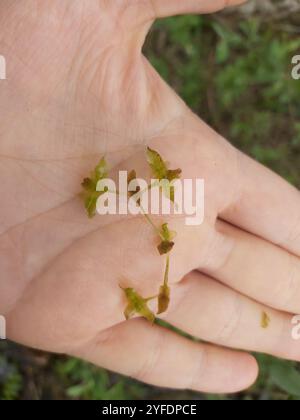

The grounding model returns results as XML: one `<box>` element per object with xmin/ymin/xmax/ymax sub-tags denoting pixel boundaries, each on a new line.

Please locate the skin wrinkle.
<box><xmin>74</xmin><ymin>321</ymin><xmax>120</xmax><ymax>358</ymax></box>
<box><xmin>0</xmin><ymin>39</ymin><xmax>31</xmax><ymax>76</ymax></box>
<box><xmin>213</xmin><ymin>291</ymin><xmax>243</xmax><ymax>344</ymax></box>
<box><xmin>70</xmin><ymin>11</ymin><xmax>152</xmax><ymax>110</ymax></box>
<box><xmin>122</xmin><ymin>60</ymin><xmax>145</xmax><ymax>116</ymax></box>
<box><xmin>206</xmin><ymin>228</ymin><xmax>237</xmax><ymax>274</ymax></box>
<box><xmin>124</xmin><ymin>220</ymin><xmax>147</xmax><ymax>262</ymax></box>
<box><xmin>133</xmin><ymin>324</ymin><xmax>165</xmax><ymax>383</ymax></box>
<box><xmin>1</xmin><ymin>4</ymin><xmax>152</xmax><ymax>158</ymax></box>
<box><xmin>0</xmin><ymin>150</ymin><xmax>131</xmax><ymax>163</ymax></box>
<box><xmin>2</xmin><ymin>41</ymin><xmax>186</xmax><ymax>160</ymax></box>
<box><xmin>198</xmin><ymin>227</ymin><xmax>228</xmax><ymax>272</ymax></box>
<box><xmin>59</xmin><ymin>29</ymin><xmax>85</xmax><ymax>94</ymax></box>
<box><xmin>257</xmin><ymin>251</ymin><xmax>291</xmax><ymax>311</ymax></box>
<box><xmin>170</xmin><ymin>275</ymin><xmax>243</xmax><ymax>345</ymax></box>
<box><xmin>16</xmin><ymin>160</ymin><xmax>71</xmax><ymax>200</ymax></box>
<box><xmin>0</xmin><ymin>135</ymin><xmax>144</xmax><ymax>162</ymax></box>
<box><xmin>2</xmin><ymin>123</ymin><xmax>199</xmax><ymax>260</ymax></box>
<box><xmin>6</xmin><ymin>38</ymin><xmax>76</xmax><ymax>115</ymax></box>
<box><xmin>0</xmin><ymin>140</ymin><xmax>146</xmax><ymax>237</ymax></box>
<box><xmin>270</xmin><ymin>312</ymin><xmax>290</xmax><ymax>359</ymax></box>
<box><xmin>284</xmin><ymin>214</ymin><xmax>300</xmax><ymax>252</ymax></box>
<box><xmin>139</xmin><ymin>89</ymin><xmax>187</xmax><ymax>146</ymax></box>
<box><xmin>7</xmin><ymin>263</ymin><xmax>120</xmax><ymax>353</ymax></box>
<box><xmin>77</xmin><ymin>45</ymin><xmax>115</xmax><ymax>98</ymax></box>
<box><xmin>119</xmin><ymin>220</ymin><xmax>168</xmax><ymax>293</ymax></box>
<box><xmin>0</xmin><ymin>157</ymin><xmax>68</xmax><ymax>232</ymax></box>
<box><xmin>166</xmin><ymin>277</ymin><xmax>195</xmax><ymax>318</ymax></box>
<box><xmin>0</xmin><ymin>229</ymin><xmax>25</xmax><ymax>314</ymax></box>
<box><xmin>143</xmin><ymin>59</ymin><xmax>179</xmax><ymax>126</ymax></box>
<box><xmin>218</xmin><ymin>141</ymin><xmax>244</xmax><ymax>217</ymax></box>
<box><xmin>0</xmin><ymin>191</ymin><xmax>75</xmax><ymax>237</ymax></box>
<box><xmin>0</xmin><ymin>184</ymin><xmax>191</xmax><ymax>288</ymax></box>
<box><xmin>189</xmin><ymin>345</ymin><xmax>207</xmax><ymax>391</ymax></box>
<box><xmin>93</xmin><ymin>323</ymin><xmax>118</xmax><ymax>349</ymax></box>
<box><xmin>281</xmin><ymin>252</ymin><xmax>300</xmax><ymax>311</ymax></box>
<box><xmin>148</xmin><ymin>0</ymin><xmax>158</xmax><ymax>20</ymax></box>
<box><xmin>111</xmin><ymin>0</ymin><xmax>146</xmax><ymax>34</ymax></box>
<box><xmin>4</xmin><ymin>204</ymin><xmax>176</xmax><ymax>324</ymax></box>
<box><xmin>69</xmin><ymin>16</ymin><xmax>120</xmax><ymax>92</ymax></box>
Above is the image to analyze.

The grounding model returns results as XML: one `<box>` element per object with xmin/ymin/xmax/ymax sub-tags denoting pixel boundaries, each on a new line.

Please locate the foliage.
<box><xmin>82</xmin><ymin>149</ymin><xmax>179</xmax><ymax>320</ymax></box>
<box><xmin>0</xmin><ymin>354</ymin><xmax>22</xmax><ymax>400</ymax></box>
<box><xmin>55</xmin><ymin>358</ymin><xmax>146</xmax><ymax>400</ymax></box>
<box><xmin>82</xmin><ymin>157</ymin><xmax>109</xmax><ymax>218</ymax></box>
<box><xmin>121</xmin><ymin>287</ymin><xmax>156</xmax><ymax>323</ymax></box>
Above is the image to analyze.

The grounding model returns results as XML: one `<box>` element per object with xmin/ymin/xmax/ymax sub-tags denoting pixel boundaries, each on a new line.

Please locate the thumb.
<box><xmin>150</xmin><ymin>0</ymin><xmax>248</xmax><ymax>18</ymax></box>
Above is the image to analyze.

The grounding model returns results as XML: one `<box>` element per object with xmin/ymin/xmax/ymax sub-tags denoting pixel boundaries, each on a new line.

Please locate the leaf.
<box><xmin>67</xmin><ymin>383</ymin><xmax>89</xmax><ymax>399</ymax></box>
<box><xmin>121</xmin><ymin>287</ymin><xmax>155</xmax><ymax>323</ymax></box>
<box><xmin>157</xmin><ymin>254</ymin><xmax>171</xmax><ymax>315</ymax></box>
<box><xmin>82</xmin><ymin>157</ymin><xmax>108</xmax><ymax>218</ymax></box>
<box><xmin>146</xmin><ymin>147</ymin><xmax>182</xmax><ymax>181</ymax></box>
<box><xmin>157</xmin><ymin>284</ymin><xmax>170</xmax><ymax>315</ymax></box>
<box><xmin>158</xmin><ymin>241</ymin><xmax>175</xmax><ymax>255</ymax></box>
<box><xmin>146</xmin><ymin>147</ymin><xmax>182</xmax><ymax>203</ymax></box>
<box><xmin>82</xmin><ymin>177</ymin><xmax>96</xmax><ymax>192</ymax></box>
<box><xmin>127</xmin><ymin>170</ymin><xmax>137</xmax><ymax>189</ymax></box>
<box><xmin>165</xmin><ymin>168</ymin><xmax>182</xmax><ymax>182</ymax></box>
<box><xmin>269</xmin><ymin>360</ymin><xmax>300</xmax><ymax>397</ymax></box>
<box><xmin>261</xmin><ymin>311</ymin><xmax>270</xmax><ymax>329</ymax></box>
<box><xmin>127</xmin><ymin>170</ymin><xmax>141</xmax><ymax>205</ymax></box>
<box><xmin>84</xmin><ymin>194</ymin><xmax>99</xmax><ymax>219</ymax></box>
<box><xmin>146</xmin><ymin>147</ymin><xmax>169</xmax><ymax>180</ymax></box>
<box><xmin>160</xmin><ymin>223</ymin><xmax>177</xmax><ymax>241</ymax></box>
<box><xmin>165</xmin><ymin>184</ymin><xmax>176</xmax><ymax>204</ymax></box>
<box><xmin>94</xmin><ymin>157</ymin><xmax>108</xmax><ymax>180</ymax></box>
<box><xmin>157</xmin><ymin>223</ymin><xmax>176</xmax><ymax>255</ymax></box>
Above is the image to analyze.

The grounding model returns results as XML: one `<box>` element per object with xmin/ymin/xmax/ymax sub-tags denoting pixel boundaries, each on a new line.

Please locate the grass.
<box><xmin>1</xmin><ymin>12</ymin><xmax>300</xmax><ymax>400</ymax></box>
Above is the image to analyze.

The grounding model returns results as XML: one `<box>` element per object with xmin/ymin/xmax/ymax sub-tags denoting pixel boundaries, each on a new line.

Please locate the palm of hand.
<box><xmin>1</xmin><ymin>0</ymin><xmax>300</xmax><ymax>394</ymax></box>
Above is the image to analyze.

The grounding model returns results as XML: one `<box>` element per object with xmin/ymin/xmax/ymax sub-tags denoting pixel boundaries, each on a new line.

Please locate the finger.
<box><xmin>178</xmin><ymin>112</ymin><xmax>300</xmax><ymax>257</ymax></box>
<box><xmin>219</xmin><ymin>150</ymin><xmax>300</xmax><ymax>256</ymax></box>
<box><xmin>5</xmin><ymin>210</ymin><xmax>225</xmax><ymax>350</ymax></box>
<box><xmin>73</xmin><ymin>318</ymin><xmax>258</xmax><ymax>394</ymax></box>
<box><xmin>202</xmin><ymin>220</ymin><xmax>300</xmax><ymax>315</ymax></box>
<box><xmin>163</xmin><ymin>272</ymin><xmax>300</xmax><ymax>362</ymax></box>
<box><xmin>150</xmin><ymin>0</ymin><xmax>247</xmax><ymax>18</ymax></box>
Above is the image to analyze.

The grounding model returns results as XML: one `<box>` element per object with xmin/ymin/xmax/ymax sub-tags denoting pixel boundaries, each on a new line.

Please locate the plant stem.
<box><xmin>111</xmin><ymin>188</ymin><xmax>161</xmax><ymax>236</ymax></box>
<box><xmin>164</xmin><ymin>254</ymin><xmax>170</xmax><ymax>287</ymax></box>
<box><xmin>141</xmin><ymin>207</ymin><xmax>161</xmax><ymax>237</ymax></box>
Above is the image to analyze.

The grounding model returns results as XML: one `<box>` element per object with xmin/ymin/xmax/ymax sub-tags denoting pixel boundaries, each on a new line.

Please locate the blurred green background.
<box><xmin>1</xmin><ymin>3</ymin><xmax>300</xmax><ymax>400</ymax></box>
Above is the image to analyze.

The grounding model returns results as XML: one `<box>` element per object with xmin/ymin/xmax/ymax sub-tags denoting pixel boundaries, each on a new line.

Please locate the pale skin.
<box><xmin>1</xmin><ymin>0</ymin><xmax>300</xmax><ymax>394</ymax></box>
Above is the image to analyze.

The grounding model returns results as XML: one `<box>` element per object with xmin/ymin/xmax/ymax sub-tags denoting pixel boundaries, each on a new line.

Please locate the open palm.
<box><xmin>1</xmin><ymin>0</ymin><xmax>300</xmax><ymax>394</ymax></box>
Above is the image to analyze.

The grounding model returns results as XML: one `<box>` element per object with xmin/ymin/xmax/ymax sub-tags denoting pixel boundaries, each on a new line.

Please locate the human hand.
<box><xmin>1</xmin><ymin>0</ymin><xmax>300</xmax><ymax>394</ymax></box>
